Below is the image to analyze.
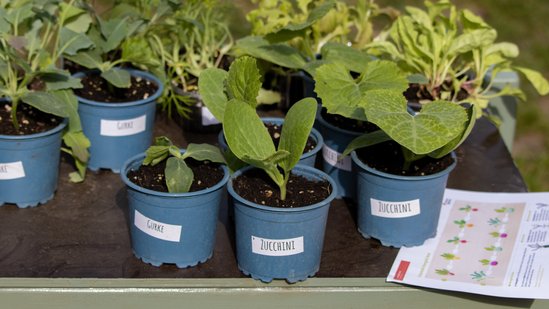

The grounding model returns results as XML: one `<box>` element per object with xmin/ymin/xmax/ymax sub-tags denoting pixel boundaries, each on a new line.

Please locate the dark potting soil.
<box><xmin>320</xmin><ymin>108</ymin><xmax>379</xmax><ymax>133</ymax></box>
<box><xmin>404</xmin><ymin>83</ymin><xmax>469</xmax><ymax>104</ymax></box>
<box><xmin>265</xmin><ymin>123</ymin><xmax>316</xmax><ymax>153</ymax></box>
<box><xmin>356</xmin><ymin>141</ymin><xmax>454</xmax><ymax>176</ymax></box>
<box><xmin>74</xmin><ymin>74</ymin><xmax>159</xmax><ymax>103</ymax></box>
<box><xmin>0</xmin><ymin>103</ymin><xmax>63</xmax><ymax>135</ymax></box>
<box><xmin>232</xmin><ymin>169</ymin><xmax>332</xmax><ymax>208</ymax></box>
<box><xmin>127</xmin><ymin>158</ymin><xmax>224</xmax><ymax>193</ymax></box>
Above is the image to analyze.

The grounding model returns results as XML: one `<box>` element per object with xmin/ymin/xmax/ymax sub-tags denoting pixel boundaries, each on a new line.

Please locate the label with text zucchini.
<box><xmin>371</xmin><ymin>198</ymin><xmax>421</xmax><ymax>218</ymax></box>
<box><xmin>251</xmin><ymin>236</ymin><xmax>304</xmax><ymax>256</ymax></box>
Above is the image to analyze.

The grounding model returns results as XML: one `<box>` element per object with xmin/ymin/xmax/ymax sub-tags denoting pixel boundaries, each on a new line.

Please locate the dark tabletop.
<box><xmin>0</xmin><ymin>113</ymin><xmax>527</xmax><ymax>278</ymax></box>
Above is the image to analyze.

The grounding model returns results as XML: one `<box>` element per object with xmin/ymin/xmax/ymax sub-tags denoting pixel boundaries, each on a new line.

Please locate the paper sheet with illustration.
<box><xmin>387</xmin><ymin>189</ymin><xmax>549</xmax><ymax>299</ymax></box>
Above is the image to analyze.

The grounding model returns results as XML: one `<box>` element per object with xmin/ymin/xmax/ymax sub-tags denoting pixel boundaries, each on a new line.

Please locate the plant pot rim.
<box><xmin>218</xmin><ymin>117</ymin><xmax>324</xmax><ymax>160</ymax></box>
<box><xmin>315</xmin><ymin>108</ymin><xmax>363</xmax><ymax>137</ymax></box>
<box><xmin>73</xmin><ymin>69</ymin><xmax>164</xmax><ymax>107</ymax></box>
<box><xmin>227</xmin><ymin>164</ymin><xmax>337</xmax><ymax>213</ymax></box>
<box><xmin>351</xmin><ymin>150</ymin><xmax>457</xmax><ymax>181</ymax></box>
<box><xmin>121</xmin><ymin>151</ymin><xmax>230</xmax><ymax>198</ymax></box>
<box><xmin>0</xmin><ymin>119</ymin><xmax>67</xmax><ymax>140</ymax></box>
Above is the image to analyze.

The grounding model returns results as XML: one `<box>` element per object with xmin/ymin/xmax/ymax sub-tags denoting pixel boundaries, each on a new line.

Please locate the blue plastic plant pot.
<box><xmin>351</xmin><ymin>151</ymin><xmax>457</xmax><ymax>248</ymax></box>
<box><xmin>314</xmin><ymin>110</ymin><xmax>361</xmax><ymax>199</ymax></box>
<box><xmin>121</xmin><ymin>152</ymin><xmax>229</xmax><ymax>268</ymax></box>
<box><xmin>0</xmin><ymin>121</ymin><xmax>66</xmax><ymax>208</ymax></box>
<box><xmin>228</xmin><ymin>165</ymin><xmax>337</xmax><ymax>283</ymax></box>
<box><xmin>217</xmin><ymin>117</ymin><xmax>323</xmax><ymax>168</ymax></box>
<box><xmin>75</xmin><ymin>69</ymin><xmax>163</xmax><ymax>173</ymax></box>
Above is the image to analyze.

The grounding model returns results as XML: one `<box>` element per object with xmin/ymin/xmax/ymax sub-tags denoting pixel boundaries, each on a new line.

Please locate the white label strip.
<box><xmin>371</xmin><ymin>198</ymin><xmax>421</xmax><ymax>218</ymax></box>
<box><xmin>0</xmin><ymin>161</ymin><xmax>26</xmax><ymax>180</ymax></box>
<box><xmin>134</xmin><ymin>210</ymin><xmax>182</xmax><ymax>242</ymax></box>
<box><xmin>100</xmin><ymin>115</ymin><xmax>147</xmax><ymax>137</ymax></box>
<box><xmin>201</xmin><ymin>106</ymin><xmax>220</xmax><ymax>126</ymax></box>
<box><xmin>322</xmin><ymin>145</ymin><xmax>352</xmax><ymax>171</ymax></box>
<box><xmin>251</xmin><ymin>236</ymin><xmax>304</xmax><ymax>257</ymax></box>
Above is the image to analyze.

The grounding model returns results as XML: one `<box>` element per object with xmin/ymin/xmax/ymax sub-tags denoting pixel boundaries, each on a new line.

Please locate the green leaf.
<box><xmin>448</xmin><ymin>29</ymin><xmax>497</xmax><ymax>55</ymax></box>
<box><xmin>407</xmin><ymin>74</ymin><xmax>429</xmax><ymax>84</ymax></box>
<box><xmin>320</xmin><ymin>42</ymin><xmax>372</xmax><ymax>73</ymax></box>
<box><xmin>314</xmin><ymin>60</ymin><xmax>408</xmax><ymax>121</ymax></box>
<box><xmin>361</xmin><ymin>90</ymin><xmax>468</xmax><ymax>155</ymax></box>
<box><xmin>223</xmin><ymin>99</ymin><xmax>276</xmax><ymax>162</ymax></box>
<box><xmin>226</xmin><ymin>56</ymin><xmax>262</xmax><ymax>106</ymax></box>
<box><xmin>429</xmin><ymin>104</ymin><xmax>476</xmax><ymax>159</ymax></box>
<box><xmin>59</xmin><ymin>28</ymin><xmax>94</xmax><ymax>56</ymax></box>
<box><xmin>168</xmin><ymin>145</ymin><xmax>182</xmax><ymax>158</ymax></box>
<box><xmin>256</xmin><ymin>88</ymin><xmax>281</xmax><ymax>105</ymax></box>
<box><xmin>51</xmin><ymin>90</ymin><xmax>81</xmax><ymax>132</ymax></box>
<box><xmin>101</xmin><ymin>68</ymin><xmax>131</xmax><ymax>88</ymax></box>
<box><xmin>182</xmin><ymin>143</ymin><xmax>225</xmax><ymax>164</ymax></box>
<box><xmin>198</xmin><ymin>68</ymin><xmax>229</xmax><ymax>122</ymax></box>
<box><xmin>4</xmin><ymin>4</ymin><xmax>33</xmax><ymax>26</ymax></box>
<box><xmin>486</xmin><ymin>42</ymin><xmax>519</xmax><ymax>58</ymax></box>
<box><xmin>40</xmin><ymin>71</ymin><xmax>83</xmax><ymax>91</ymax></box>
<box><xmin>265</xmin><ymin>0</ymin><xmax>336</xmax><ymax>43</ymax></box>
<box><xmin>21</xmin><ymin>92</ymin><xmax>69</xmax><ymax>118</ymax></box>
<box><xmin>154</xmin><ymin>136</ymin><xmax>173</xmax><ymax>147</ymax></box>
<box><xmin>121</xmin><ymin>37</ymin><xmax>161</xmax><ymax>68</ymax></box>
<box><xmin>278</xmin><ymin>98</ymin><xmax>317</xmax><ymax>173</ymax></box>
<box><xmin>234</xmin><ymin>36</ymin><xmax>306</xmax><ymax>70</ymax></box>
<box><xmin>342</xmin><ymin>130</ymin><xmax>391</xmax><ymax>157</ymax></box>
<box><xmin>144</xmin><ymin>146</ymin><xmax>170</xmax><ymax>166</ymax></box>
<box><xmin>98</xmin><ymin>17</ymin><xmax>130</xmax><ymax>52</ymax></box>
<box><xmin>515</xmin><ymin>66</ymin><xmax>549</xmax><ymax>95</ymax></box>
<box><xmin>64</xmin><ymin>50</ymin><xmax>102</xmax><ymax>69</ymax></box>
<box><xmin>165</xmin><ymin>157</ymin><xmax>194</xmax><ymax>193</ymax></box>
<box><xmin>63</xmin><ymin>131</ymin><xmax>90</xmax><ymax>163</ymax></box>
<box><xmin>223</xmin><ymin>148</ymin><xmax>248</xmax><ymax>173</ymax></box>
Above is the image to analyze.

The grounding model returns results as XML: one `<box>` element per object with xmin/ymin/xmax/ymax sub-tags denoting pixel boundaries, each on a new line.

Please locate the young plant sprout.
<box><xmin>142</xmin><ymin>137</ymin><xmax>225</xmax><ymax>193</ymax></box>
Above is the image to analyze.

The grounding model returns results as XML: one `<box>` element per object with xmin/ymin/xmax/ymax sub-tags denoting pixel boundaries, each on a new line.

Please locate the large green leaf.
<box><xmin>278</xmin><ymin>98</ymin><xmax>317</xmax><ymax>173</ymax></box>
<box><xmin>429</xmin><ymin>104</ymin><xmax>476</xmax><ymax>159</ymax></box>
<box><xmin>342</xmin><ymin>130</ymin><xmax>391</xmax><ymax>157</ymax></box>
<box><xmin>98</xmin><ymin>17</ymin><xmax>129</xmax><ymax>52</ymax></box>
<box><xmin>361</xmin><ymin>90</ymin><xmax>468</xmax><ymax>155</ymax></box>
<box><xmin>5</xmin><ymin>3</ymin><xmax>33</xmax><ymax>26</ymax></box>
<box><xmin>101</xmin><ymin>68</ymin><xmax>131</xmax><ymax>88</ymax></box>
<box><xmin>226</xmin><ymin>56</ymin><xmax>262</xmax><ymax>107</ymax></box>
<box><xmin>198</xmin><ymin>68</ymin><xmax>228</xmax><ymax>122</ymax></box>
<box><xmin>51</xmin><ymin>90</ymin><xmax>81</xmax><ymax>132</ymax></box>
<box><xmin>144</xmin><ymin>145</ymin><xmax>170</xmax><ymax>166</ymax></box>
<box><xmin>234</xmin><ymin>36</ymin><xmax>306</xmax><ymax>70</ymax></box>
<box><xmin>21</xmin><ymin>91</ymin><xmax>69</xmax><ymax>118</ymax></box>
<box><xmin>59</xmin><ymin>28</ymin><xmax>94</xmax><ymax>56</ymax></box>
<box><xmin>64</xmin><ymin>49</ymin><xmax>102</xmax><ymax>69</ymax></box>
<box><xmin>223</xmin><ymin>99</ymin><xmax>276</xmax><ymax>162</ymax></box>
<box><xmin>165</xmin><ymin>157</ymin><xmax>194</xmax><ymax>193</ymax></box>
<box><xmin>314</xmin><ymin>60</ymin><xmax>408</xmax><ymax>121</ymax></box>
<box><xmin>63</xmin><ymin>130</ymin><xmax>90</xmax><ymax>163</ymax></box>
<box><xmin>448</xmin><ymin>29</ymin><xmax>497</xmax><ymax>55</ymax></box>
<box><xmin>320</xmin><ymin>42</ymin><xmax>372</xmax><ymax>73</ymax></box>
<box><xmin>182</xmin><ymin>143</ymin><xmax>225</xmax><ymax>164</ymax></box>
<box><xmin>41</xmin><ymin>71</ymin><xmax>83</xmax><ymax>91</ymax></box>
<box><xmin>121</xmin><ymin>37</ymin><xmax>161</xmax><ymax>68</ymax></box>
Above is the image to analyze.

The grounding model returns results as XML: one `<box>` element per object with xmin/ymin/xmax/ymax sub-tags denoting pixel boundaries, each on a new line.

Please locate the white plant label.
<box><xmin>134</xmin><ymin>210</ymin><xmax>181</xmax><ymax>242</ymax></box>
<box><xmin>251</xmin><ymin>236</ymin><xmax>304</xmax><ymax>256</ymax></box>
<box><xmin>201</xmin><ymin>106</ymin><xmax>220</xmax><ymax>126</ymax></box>
<box><xmin>371</xmin><ymin>198</ymin><xmax>421</xmax><ymax>218</ymax></box>
<box><xmin>0</xmin><ymin>161</ymin><xmax>26</xmax><ymax>180</ymax></box>
<box><xmin>100</xmin><ymin>115</ymin><xmax>147</xmax><ymax>137</ymax></box>
<box><xmin>322</xmin><ymin>145</ymin><xmax>352</xmax><ymax>171</ymax></box>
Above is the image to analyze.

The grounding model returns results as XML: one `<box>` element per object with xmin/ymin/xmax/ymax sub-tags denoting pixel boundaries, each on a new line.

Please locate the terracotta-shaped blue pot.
<box><xmin>75</xmin><ymin>69</ymin><xmax>163</xmax><ymax>173</ymax></box>
<box><xmin>218</xmin><ymin>117</ymin><xmax>323</xmax><ymax>168</ymax></box>
<box><xmin>351</xmin><ymin>151</ymin><xmax>457</xmax><ymax>248</ymax></box>
<box><xmin>0</xmin><ymin>120</ymin><xmax>66</xmax><ymax>208</ymax></box>
<box><xmin>314</xmin><ymin>110</ymin><xmax>361</xmax><ymax>198</ymax></box>
<box><xmin>121</xmin><ymin>152</ymin><xmax>229</xmax><ymax>268</ymax></box>
<box><xmin>228</xmin><ymin>165</ymin><xmax>337</xmax><ymax>283</ymax></box>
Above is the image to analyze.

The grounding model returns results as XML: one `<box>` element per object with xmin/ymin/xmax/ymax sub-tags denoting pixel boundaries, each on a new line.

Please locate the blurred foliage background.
<box><xmin>230</xmin><ymin>0</ymin><xmax>549</xmax><ymax>191</ymax></box>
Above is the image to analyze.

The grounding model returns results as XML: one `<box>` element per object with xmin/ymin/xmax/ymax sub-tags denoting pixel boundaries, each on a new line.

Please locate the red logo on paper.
<box><xmin>394</xmin><ymin>260</ymin><xmax>411</xmax><ymax>281</ymax></box>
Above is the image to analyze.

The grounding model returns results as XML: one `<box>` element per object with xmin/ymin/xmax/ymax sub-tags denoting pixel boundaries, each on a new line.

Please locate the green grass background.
<box><xmin>230</xmin><ymin>0</ymin><xmax>549</xmax><ymax>191</ymax></box>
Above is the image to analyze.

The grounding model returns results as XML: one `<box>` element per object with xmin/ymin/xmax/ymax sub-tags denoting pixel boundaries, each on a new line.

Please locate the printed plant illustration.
<box><xmin>435</xmin><ymin>269</ymin><xmax>455</xmax><ymax>276</ymax></box>
<box><xmin>441</xmin><ymin>253</ymin><xmax>460</xmax><ymax>261</ymax></box>
<box><xmin>459</xmin><ymin>205</ymin><xmax>478</xmax><ymax>212</ymax></box>
<box><xmin>447</xmin><ymin>236</ymin><xmax>468</xmax><ymax>244</ymax></box>
<box><xmin>470</xmin><ymin>271</ymin><xmax>488</xmax><ymax>282</ymax></box>
<box><xmin>454</xmin><ymin>220</ymin><xmax>467</xmax><ymax>228</ymax></box>
<box><xmin>489</xmin><ymin>232</ymin><xmax>508</xmax><ymax>238</ymax></box>
<box><xmin>484</xmin><ymin>245</ymin><xmax>503</xmax><ymax>252</ymax></box>
<box><xmin>479</xmin><ymin>259</ymin><xmax>498</xmax><ymax>266</ymax></box>
<box><xmin>495</xmin><ymin>207</ymin><xmax>515</xmax><ymax>213</ymax></box>
<box><xmin>487</xmin><ymin>218</ymin><xmax>502</xmax><ymax>227</ymax></box>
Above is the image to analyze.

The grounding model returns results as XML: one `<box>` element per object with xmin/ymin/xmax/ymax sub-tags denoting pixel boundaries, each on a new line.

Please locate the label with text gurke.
<box><xmin>134</xmin><ymin>210</ymin><xmax>182</xmax><ymax>242</ymax></box>
<box><xmin>370</xmin><ymin>198</ymin><xmax>421</xmax><ymax>218</ymax></box>
<box><xmin>322</xmin><ymin>145</ymin><xmax>352</xmax><ymax>171</ymax></box>
<box><xmin>251</xmin><ymin>236</ymin><xmax>304</xmax><ymax>256</ymax></box>
<box><xmin>100</xmin><ymin>115</ymin><xmax>147</xmax><ymax>137</ymax></box>
<box><xmin>0</xmin><ymin>161</ymin><xmax>26</xmax><ymax>180</ymax></box>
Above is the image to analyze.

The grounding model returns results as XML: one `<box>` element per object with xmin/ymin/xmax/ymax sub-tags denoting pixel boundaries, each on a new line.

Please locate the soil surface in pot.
<box><xmin>321</xmin><ymin>108</ymin><xmax>379</xmax><ymax>133</ymax></box>
<box><xmin>404</xmin><ymin>83</ymin><xmax>469</xmax><ymax>105</ymax></box>
<box><xmin>127</xmin><ymin>158</ymin><xmax>223</xmax><ymax>193</ymax></box>
<box><xmin>356</xmin><ymin>141</ymin><xmax>454</xmax><ymax>176</ymax></box>
<box><xmin>266</xmin><ymin>123</ymin><xmax>316</xmax><ymax>153</ymax></box>
<box><xmin>0</xmin><ymin>103</ymin><xmax>63</xmax><ymax>135</ymax></box>
<box><xmin>233</xmin><ymin>169</ymin><xmax>332</xmax><ymax>208</ymax></box>
<box><xmin>75</xmin><ymin>74</ymin><xmax>158</xmax><ymax>103</ymax></box>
